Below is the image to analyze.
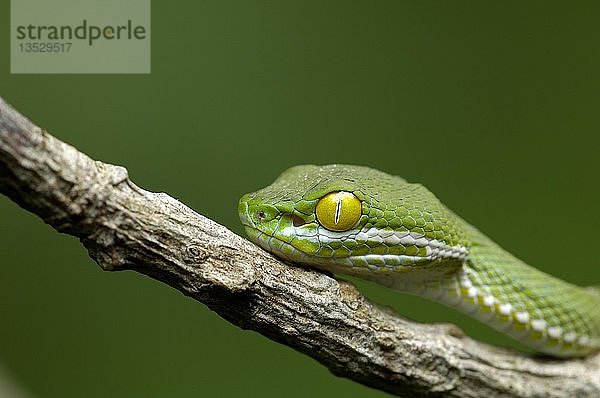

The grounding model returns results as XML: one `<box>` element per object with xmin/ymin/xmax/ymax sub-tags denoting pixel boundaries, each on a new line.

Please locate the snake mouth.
<box><xmin>242</xmin><ymin>223</ymin><xmax>455</xmax><ymax>275</ymax></box>
<box><xmin>242</xmin><ymin>224</ymin><xmax>316</xmax><ymax>264</ymax></box>
<box><xmin>238</xmin><ymin>201</ymin><xmax>255</xmax><ymax>228</ymax></box>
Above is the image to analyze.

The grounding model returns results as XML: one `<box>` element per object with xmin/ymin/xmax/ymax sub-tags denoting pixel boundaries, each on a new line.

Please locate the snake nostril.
<box><xmin>292</xmin><ymin>214</ymin><xmax>307</xmax><ymax>227</ymax></box>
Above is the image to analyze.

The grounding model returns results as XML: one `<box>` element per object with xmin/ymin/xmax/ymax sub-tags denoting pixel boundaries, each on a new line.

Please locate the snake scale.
<box><xmin>238</xmin><ymin>164</ymin><xmax>600</xmax><ymax>357</ymax></box>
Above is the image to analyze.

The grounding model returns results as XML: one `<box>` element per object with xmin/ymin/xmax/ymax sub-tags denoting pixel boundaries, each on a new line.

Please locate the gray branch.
<box><xmin>0</xmin><ymin>97</ymin><xmax>598</xmax><ymax>398</ymax></box>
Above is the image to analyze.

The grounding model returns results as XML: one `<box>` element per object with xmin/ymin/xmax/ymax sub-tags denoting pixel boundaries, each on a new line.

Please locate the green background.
<box><xmin>1</xmin><ymin>1</ymin><xmax>599</xmax><ymax>397</ymax></box>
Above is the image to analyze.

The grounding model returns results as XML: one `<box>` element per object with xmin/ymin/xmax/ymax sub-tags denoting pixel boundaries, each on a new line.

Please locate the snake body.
<box><xmin>238</xmin><ymin>164</ymin><xmax>600</xmax><ymax>357</ymax></box>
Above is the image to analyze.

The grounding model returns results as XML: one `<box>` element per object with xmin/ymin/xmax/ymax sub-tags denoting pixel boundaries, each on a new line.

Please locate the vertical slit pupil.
<box><xmin>334</xmin><ymin>197</ymin><xmax>342</xmax><ymax>225</ymax></box>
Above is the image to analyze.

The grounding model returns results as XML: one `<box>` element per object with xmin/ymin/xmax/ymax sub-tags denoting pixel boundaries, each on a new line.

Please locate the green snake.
<box><xmin>238</xmin><ymin>164</ymin><xmax>600</xmax><ymax>357</ymax></box>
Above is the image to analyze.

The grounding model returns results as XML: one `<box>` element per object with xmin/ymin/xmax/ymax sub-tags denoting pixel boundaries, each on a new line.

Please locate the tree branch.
<box><xmin>0</xmin><ymin>96</ymin><xmax>598</xmax><ymax>398</ymax></box>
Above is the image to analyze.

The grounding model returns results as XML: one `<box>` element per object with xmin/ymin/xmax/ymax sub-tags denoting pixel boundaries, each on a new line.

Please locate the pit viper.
<box><xmin>238</xmin><ymin>164</ymin><xmax>600</xmax><ymax>357</ymax></box>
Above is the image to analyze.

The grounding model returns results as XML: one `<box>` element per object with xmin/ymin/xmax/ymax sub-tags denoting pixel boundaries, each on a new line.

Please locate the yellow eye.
<box><xmin>316</xmin><ymin>191</ymin><xmax>362</xmax><ymax>231</ymax></box>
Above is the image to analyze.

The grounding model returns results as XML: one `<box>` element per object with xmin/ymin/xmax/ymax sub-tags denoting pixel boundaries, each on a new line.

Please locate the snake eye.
<box><xmin>316</xmin><ymin>191</ymin><xmax>362</xmax><ymax>231</ymax></box>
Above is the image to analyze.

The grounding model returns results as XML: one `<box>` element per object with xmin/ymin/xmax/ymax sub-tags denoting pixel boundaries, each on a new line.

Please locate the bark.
<box><xmin>0</xmin><ymin>96</ymin><xmax>598</xmax><ymax>398</ymax></box>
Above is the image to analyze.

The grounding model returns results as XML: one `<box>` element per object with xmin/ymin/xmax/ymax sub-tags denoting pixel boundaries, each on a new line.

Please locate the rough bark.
<box><xmin>0</xmin><ymin>96</ymin><xmax>598</xmax><ymax>398</ymax></box>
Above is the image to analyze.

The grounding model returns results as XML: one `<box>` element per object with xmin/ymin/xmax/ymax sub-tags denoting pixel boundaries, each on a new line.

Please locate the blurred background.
<box><xmin>1</xmin><ymin>1</ymin><xmax>599</xmax><ymax>397</ymax></box>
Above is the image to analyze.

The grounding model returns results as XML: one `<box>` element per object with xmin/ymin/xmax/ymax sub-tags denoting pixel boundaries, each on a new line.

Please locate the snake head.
<box><xmin>239</xmin><ymin>164</ymin><xmax>469</xmax><ymax>276</ymax></box>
